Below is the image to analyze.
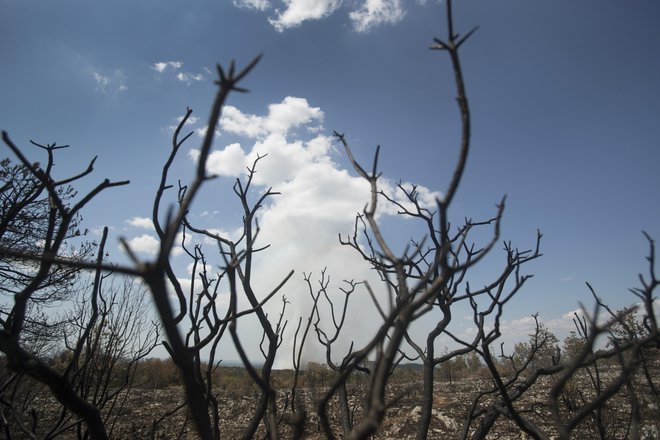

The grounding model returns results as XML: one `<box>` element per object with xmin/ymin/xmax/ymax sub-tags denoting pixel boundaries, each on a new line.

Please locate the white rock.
<box><xmin>432</xmin><ymin>409</ymin><xmax>458</xmax><ymax>430</ymax></box>
<box><xmin>409</xmin><ymin>405</ymin><xmax>422</xmax><ymax>422</ymax></box>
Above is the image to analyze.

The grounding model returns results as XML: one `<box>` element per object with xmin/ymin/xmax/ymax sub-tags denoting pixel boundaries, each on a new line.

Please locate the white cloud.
<box><xmin>233</xmin><ymin>0</ymin><xmax>412</xmax><ymax>32</ymax></box>
<box><xmin>220</xmin><ymin>106</ymin><xmax>267</xmax><ymax>138</ymax></box>
<box><xmin>200</xmin><ymin>228</ymin><xmax>236</xmax><ymax>245</ymax></box>
<box><xmin>92</xmin><ymin>72</ymin><xmax>109</xmax><ymax>88</ymax></box>
<box><xmin>126</xmin><ymin>216</ymin><xmax>154</xmax><ymax>230</ymax></box>
<box><xmin>561</xmin><ymin>308</ymin><xmax>585</xmax><ymax>322</ymax></box>
<box><xmin>194</xmin><ymin>134</ymin><xmax>335</xmax><ymax>186</ymax></box>
<box><xmin>91</xmin><ymin>69</ymin><xmax>127</xmax><ymax>94</ymax></box>
<box><xmin>189</xmin><ymin>96</ymin><xmax>328</xmax><ymax>180</ymax></box>
<box><xmin>507</xmin><ymin>315</ymin><xmax>538</xmax><ymax>332</ymax></box>
<box><xmin>378</xmin><ymin>180</ymin><xmax>441</xmax><ymax>217</ymax></box>
<box><xmin>194</xmin><ymin>125</ymin><xmax>221</xmax><ymax>138</ymax></box>
<box><xmin>166</xmin><ymin>115</ymin><xmax>201</xmax><ymax>133</ymax></box>
<box><xmin>349</xmin><ymin>0</ymin><xmax>405</xmax><ymax>33</ymax></box>
<box><xmin>266</xmin><ymin>97</ymin><xmax>324</xmax><ymax>133</ymax></box>
<box><xmin>176</xmin><ymin>72</ymin><xmax>205</xmax><ymax>84</ymax></box>
<box><xmin>233</xmin><ymin>0</ymin><xmax>270</xmax><ymax>11</ymax></box>
<box><xmin>175</xmin><ymin>277</ymin><xmax>193</xmax><ymax>297</ymax></box>
<box><xmin>124</xmin><ymin>234</ymin><xmax>160</xmax><ymax>256</ymax></box>
<box><xmin>189</xmin><ymin>143</ymin><xmax>248</xmax><ymax>177</ymax></box>
<box><xmin>152</xmin><ymin>61</ymin><xmax>206</xmax><ymax>85</ymax></box>
<box><xmin>220</xmin><ymin>97</ymin><xmax>323</xmax><ymax>140</ymax></box>
<box><xmin>268</xmin><ymin>0</ymin><xmax>341</xmax><ymax>32</ymax></box>
<box><xmin>122</xmin><ymin>233</ymin><xmax>186</xmax><ymax>258</ymax></box>
<box><xmin>152</xmin><ymin>61</ymin><xmax>183</xmax><ymax>73</ymax></box>
<box><xmin>178</xmin><ymin>115</ymin><xmax>200</xmax><ymax>125</ymax></box>
<box><xmin>172</xmin><ymin>231</ymin><xmax>193</xmax><ymax>250</ymax></box>
<box><xmin>193</xmin><ymin>95</ymin><xmax>435</xmax><ymax>211</ymax></box>
<box><xmin>187</xmin><ymin>96</ymin><xmax>440</xmax><ymax>364</ymax></box>
<box><xmin>172</xmin><ymin>116</ymin><xmax>220</xmax><ymax>139</ymax></box>
<box><xmin>91</xmin><ymin>226</ymin><xmax>116</xmax><ymax>236</ymax></box>
<box><xmin>492</xmin><ymin>299</ymin><xmax>660</xmax><ymax>354</ymax></box>
<box><xmin>198</xmin><ymin>210</ymin><xmax>220</xmax><ymax>218</ymax></box>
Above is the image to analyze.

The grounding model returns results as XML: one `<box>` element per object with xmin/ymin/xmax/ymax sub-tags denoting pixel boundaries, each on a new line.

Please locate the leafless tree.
<box><xmin>0</xmin><ymin>137</ymin><xmax>129</xmax><ymax>439</ymax></box>
<box><xmin>58</xmin><ymin>271</ymin><xmax>159</xmax><ymax>439</ymax></box>
<box><xmin>304</xmin><ymin>1</ymin><xmax>658</xmax><ymax>439</ymax></box>
<box><xmin>1</xmin><ymin>266</ymin><xmax>159</xmax><ymax>439</ymax></box>
<box><xmin>300</xmin><ymin>1</ymin><xmax>530</xmax><ymax>437</ymax></box>
<box><xmin>308</xmin><ymin>270</ymin><xmax>366</xmax><ymax>436</ymax></box>
<box><xmin>452</xmin><ymin>238</ymin><xmax>658</xmax><ymax>440</ymax></box>
<box><xmin>545</xmin><ymin>264</ymin><xmax>658</xmax><ymax>440</ymax></box>
<box><xmin>1</xmin><ymin>55</ymin><xmax>294</xmax><ymax>439</ymax></box>
<box><xmin>1</xmin><ymin>0</ymin><xmax>658</xmax><ymax>438</ymax></box>
<box><xmin>149</xmin><ymin>96</ymin><xmax>293</xmax><ymax>438</ymax></box>
<box><xmin>0</xmin><ymin>154</ymin><xmax>96</xmax><ymax>354</ymax></box>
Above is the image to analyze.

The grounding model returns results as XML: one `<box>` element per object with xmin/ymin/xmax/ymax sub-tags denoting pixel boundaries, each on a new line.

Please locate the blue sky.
<box><xmin>2</xmin><ymin>0</ymin><xmax>659</xmax><ymax>361</ymax></box>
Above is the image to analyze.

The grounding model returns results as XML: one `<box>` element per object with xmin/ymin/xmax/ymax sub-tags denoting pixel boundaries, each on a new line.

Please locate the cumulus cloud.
<box><xmin>201</xmin><ymin>143</ymin><xmax>248</xmax><ymax>177</ymax></box>
<box><xmin>126</xmin><ymin>216</ymin><xmax>154</xmax><ymax>230</ymax></box>
<box><xmin>561</xmin><ymin>308</ymin><xmax>585</xmax><ymax>322</ymax></box>
<box><xmin>190</xmin><ymin>95</ymin><xmax>434</xmax><ymax>210</ymax></box>
<box><xmin>180</xmin><ymin>115</ymin><xmax>200</xmax><ymax>125</ymax></box>
<box><xmin>349</xmin><ymin>0</ymin><xmax>405</xmax><ymax>32</ymax></box>
<box><xmin>269</xmin><ymin>0</ymin><xmax>341</xmax><ymax>32</ymax></box>
<box><xmin>186</xmin><ymin>96</ymin><xmax>440</xmax><ymax>363</ymax></box>
<box><xmin>189</xmin><ymin>97</ymin><xmax>328</xmax><ymax>183</ymax></box>
<box><xmin>200</xmin><ymin>227</ymin><xmax>238</xmax><ymax>245</ymax></box>
<box><xmin>266</xmin><ymin>97</ymin><xmax>324</xmax><ymax>133</ymax></box>
<box><xmin>122</xmin><ymin>233</ymin><xmax>186</xmax><ymax>258</ymax></box>
<box><xmin>123</xmin><ymin>234</ymin><xmax>160</xmax><ymax>256</ymax></box>
<box><xmin>378</xmin><ymin>180</ymin><xmax>441</xmax><ymax>217</ymax></box>
<box><xmin>220</xmin><ymin>106</ymin><xmax>268</xmax><ymax>139</ymax></box>
<box><xmin>194</xmin><ymin>125</ymin><xmax>221</xmax><ymax>139</ymax></box>
<box><xmin>219</xmin><ymin>97</ymin><xmax>324</xmax><ymax>139</ymax></box>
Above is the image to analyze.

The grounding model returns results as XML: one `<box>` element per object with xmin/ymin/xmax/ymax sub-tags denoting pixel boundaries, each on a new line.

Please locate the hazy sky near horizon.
<box><xmin>1</xmin><ymin>0</ymin><xmax>659</xmax><ymax>362</ymax></box>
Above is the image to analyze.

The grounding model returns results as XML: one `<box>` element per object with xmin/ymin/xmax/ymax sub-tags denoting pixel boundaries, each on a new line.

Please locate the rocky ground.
<box><xmin>105</xmin><ymin>373</ymin><xmax>659</xmax><ymax>439</ymax></box>
<box><xmin>7</xmin><ymin>367</ymin><xmax>659</xmax><ymax>439</ymax></box>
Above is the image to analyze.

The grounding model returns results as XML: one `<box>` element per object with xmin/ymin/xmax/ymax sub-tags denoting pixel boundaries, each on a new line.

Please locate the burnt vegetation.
<box><xmin>1</xmin><ymin>1</ymin><xmax>658</xmax><ymax>439</ymax></box>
